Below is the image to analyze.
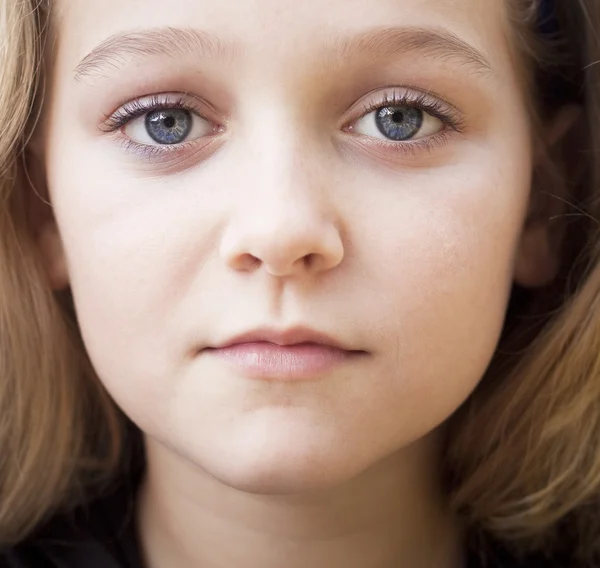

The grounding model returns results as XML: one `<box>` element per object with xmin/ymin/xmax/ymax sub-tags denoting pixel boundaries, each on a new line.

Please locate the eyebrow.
<box><xmin>73</xmin><ymin>25</ymin><xmax>493</xmax><ymax>83</ymax></box>
<box><xmin>74</xmin><ymin>28</ymin><xmax>231</xmax><ymax>82</ymax></box>
<box><xmin>331</xmin><ymin>27</ymin><xmax>492</xmax><ymax>77</ymax></box>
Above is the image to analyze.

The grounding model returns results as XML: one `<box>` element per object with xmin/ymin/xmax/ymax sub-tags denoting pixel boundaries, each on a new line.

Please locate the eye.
<box><xmin>124</xmin><ymin>108</ymin><xmax>214</xmax><ymax>146</ymax></box>
<box><xmin>353</xmin><ymin>105</ymin><xmax>444</xmax><ymax>142</ymax></box>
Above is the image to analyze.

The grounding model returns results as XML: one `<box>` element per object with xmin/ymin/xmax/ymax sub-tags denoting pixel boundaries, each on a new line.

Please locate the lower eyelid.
<box><xmin>341</xmin><ymin>128</ymin><xmax>457</xmax><ymax>164</ymax></box>
<box><xmin>106</xmin><ymin>93</ymin><xmax>458</xmax><ymax>168</ymax></box>
<box><xmin>116</xmin><ymin>126</ymin><xmax>452</xmax><ymax>164</ymax></box>
<box><xmin>117</xmin><ymin>135</ymin><xmax>225</xmax><ymax>171</ymax></box>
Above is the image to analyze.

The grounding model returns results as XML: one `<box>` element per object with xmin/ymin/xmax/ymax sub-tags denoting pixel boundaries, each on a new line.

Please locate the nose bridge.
<box><xmin>251</xmin><ymin>100</ymin><xmax>317</xmax><ymax>200</ymax></box>
<box><xmin>220</xmin><ymin>116</ymin><xmax>344</xmax><ymax>276</ymax></box>
<box><xmin>256</xmin><ymin>137</ymin><xmax>323</xmax><ymax>229</ymax></box>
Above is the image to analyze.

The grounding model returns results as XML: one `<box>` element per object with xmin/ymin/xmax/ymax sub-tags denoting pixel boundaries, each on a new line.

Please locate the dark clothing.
<box><xmin>0</xmin><ymin>477</ymin><xmax>143</xmax><ymax>568</ymax></box>
<box><xmin>0</xmin><ymin>476</ymin><xmax>575</xmax><ymax>568</ymax></box>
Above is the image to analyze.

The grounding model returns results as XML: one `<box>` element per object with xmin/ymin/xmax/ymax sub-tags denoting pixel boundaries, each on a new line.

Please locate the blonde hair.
<box><xmin>448</xmin><ymin>0</ymin><xmax>600</xmax><ymax>559</ymax></box>
<box><xmin>0</xmin><ymin>0</ymin><xmax>598</xmax><ymax>561</ymax></box>
<box><xmin>0</xmin><ymin>0</ymin><xmax>122</xmax><ymax>543</ymax></box>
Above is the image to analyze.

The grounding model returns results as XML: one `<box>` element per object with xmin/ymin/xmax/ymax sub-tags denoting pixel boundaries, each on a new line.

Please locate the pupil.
<box><xmin>145</xmin><ymin>109</ymin><xmax>192</xmax><ymax>145</ymax></box>
<box><xmin>375</xmin><ymin>105</ymin><xmax>423</xmax><ymax>141</ymax></box>
<box><xmin>163</xmin><ymin>116</ymin><xmax>176</xmax><ymax>129</ymax></box>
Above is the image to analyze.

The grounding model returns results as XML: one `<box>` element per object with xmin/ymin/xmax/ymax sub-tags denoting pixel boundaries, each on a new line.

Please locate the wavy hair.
<box><xmin>0</xmin><ymin>0</ymin><xmax>598</xmax><ymax>562</ymax></box>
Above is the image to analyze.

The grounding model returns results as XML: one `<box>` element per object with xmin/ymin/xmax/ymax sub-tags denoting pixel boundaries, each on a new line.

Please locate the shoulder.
<box><xmin>0</xmin><ymin>537</ymin><xmax>126</xmax><ymax>568</ymax></box>
<box><xmin>0</xmin><ymin>543</ymin><xmax>56</xmax><ymax>568</ymax></box>
<box><xmin>0</xmin><ymin>481</ymin><xmax>140</xmax><ymax>568</ymax></box>
<box><xmin>466</xmin><ymin>530</ymin><xmax>588</xmax><ymax>568</ymax></box>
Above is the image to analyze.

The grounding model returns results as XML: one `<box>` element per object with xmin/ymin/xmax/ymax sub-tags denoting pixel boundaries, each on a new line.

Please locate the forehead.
<box><xmin>52</xmin><ymin>0</ymin><xmax>513</xmax><ymax>81</ymax></box>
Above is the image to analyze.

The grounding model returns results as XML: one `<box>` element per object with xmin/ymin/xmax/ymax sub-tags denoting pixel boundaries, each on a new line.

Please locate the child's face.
<box><xmin>38</xmin><ymin>0</ymin><xmax>548</xmax><ymax>490</ymax></box>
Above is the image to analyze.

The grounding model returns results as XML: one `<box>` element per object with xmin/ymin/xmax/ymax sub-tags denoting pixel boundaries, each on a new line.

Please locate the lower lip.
<box><xmin>203</xmin><ymin>342</ymin><xmax>359</xmax><ymax>380</ymax></box>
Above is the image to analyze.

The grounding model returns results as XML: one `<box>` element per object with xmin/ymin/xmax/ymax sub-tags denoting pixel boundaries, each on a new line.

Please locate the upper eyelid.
<box><xmin>348</xmin><ymin>86</ymin><xmax>461</xmax><ymax>116</ymax></box>
<box><xmin>99</xmin><ymin>94</ymin><xmax>463</xmax><ymax>164</ymax></box>
<box><xmin>113</xmin><ymin>91</ymin><xmax>213</xmax><ymax>111</ymax></box>
<box><xmin>344</xmin><ymin>87</ymin><xmax>466</xmax><ymax>131</ymax></box>
<box><xmin>99</xmin><ymin>93</ymin><xmax>213</xmax><ymax>132</ymax></box>
<box><xmin>99</xmin><ymin>87</ymin><xmax>466</xmax><ymax>139</ymax></box>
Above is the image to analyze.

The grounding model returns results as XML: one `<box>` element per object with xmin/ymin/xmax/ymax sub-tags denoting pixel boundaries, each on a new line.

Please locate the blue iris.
<box><xmin>375</xmin><ymin>106</ymin><xmax>423</xmax><ymax>141</ymax></box>
<box><xmin>145</xmin><ymin>109</ymin><xmax>192</xmax><ymax>145</ymax></box>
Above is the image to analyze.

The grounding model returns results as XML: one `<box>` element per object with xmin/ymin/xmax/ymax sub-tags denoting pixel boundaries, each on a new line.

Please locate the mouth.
<box><xmin>201</xmin><ymin>327</ymin><xmax>368</xmax><ymax>381</ymax></box>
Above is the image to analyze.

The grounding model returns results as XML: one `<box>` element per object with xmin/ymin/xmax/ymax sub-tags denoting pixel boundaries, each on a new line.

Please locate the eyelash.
<box><xmin>101</xmin><ymin>94</ymin><xmax>206</xmax><ymax>131</ymax></box>
<box><xmin>348</xmin><ymin>88</ymin><xmax>466</xmax><ymax>156</ymax></box>
<box><xmin>100</xmin><ymin>89</ymin><xmax>465</xmax><ymax>160</ymax></box>
<box><xmin>100</xmin><ymin>94</ymin><xmax>217</xmax><ymax>159</ymax></box>
<box><xmin>359</xmin><ymin>89</ymin><xmax>464</xmax><ymax>131</ymax></box>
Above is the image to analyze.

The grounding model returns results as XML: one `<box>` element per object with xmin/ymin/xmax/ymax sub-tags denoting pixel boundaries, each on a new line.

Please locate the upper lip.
<box><xmin>209</xmin><ymin>327</ymin><xmax>359</xmax><ymax>352</ymax></box>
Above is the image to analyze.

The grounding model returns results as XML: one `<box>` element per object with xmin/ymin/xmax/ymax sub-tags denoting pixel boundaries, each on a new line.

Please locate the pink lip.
<box><xmin>202</xmin><ymin>329</ymin><xmax>366</xmax><ymax>380</ymax></box>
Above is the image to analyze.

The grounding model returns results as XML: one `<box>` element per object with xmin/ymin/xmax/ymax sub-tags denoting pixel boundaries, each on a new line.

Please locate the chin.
<box><xmin>177</xmin><ymin>412</ymin><xmax>382</xmax><ymax>495</ymax></box>
<box><xmin>202</xmin><ymin>449</ymin><xmax>365</xmax><ymax>496</ymax></box>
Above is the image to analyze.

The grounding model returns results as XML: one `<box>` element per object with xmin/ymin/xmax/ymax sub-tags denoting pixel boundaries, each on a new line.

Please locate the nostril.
<box><xmin>220</xmin><ymin>218</ymin><xmax>344</xmax><ymax>276</ymax></box>
<box><xmin>235</xmin><ymin>253</ymin><xmax>261</xmax><ymax>272</ymax></box>
<box><xmin>303</xmin><ymin>253</ymin><xmax>317</xmax><ymax>270</ymax></box>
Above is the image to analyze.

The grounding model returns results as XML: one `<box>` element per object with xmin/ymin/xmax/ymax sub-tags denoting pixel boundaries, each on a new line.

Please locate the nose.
<box><xmin>219</xmin><ymin>172</ymin><xmax>344</xmax><ymax>278</ymax></box>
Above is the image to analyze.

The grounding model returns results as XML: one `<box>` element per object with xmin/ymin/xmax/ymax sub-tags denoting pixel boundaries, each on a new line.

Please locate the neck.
<box><xmin>137</xmin><ymin>434</ymin><xmax>463</xmax><ymax>568</ymax></box>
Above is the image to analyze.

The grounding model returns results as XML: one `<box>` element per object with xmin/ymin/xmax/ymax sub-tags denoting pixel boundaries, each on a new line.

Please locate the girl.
<box><xmin>0</xmin><ymin>0</ymin><xmax>597</xmax><ymax>566</ymax></box>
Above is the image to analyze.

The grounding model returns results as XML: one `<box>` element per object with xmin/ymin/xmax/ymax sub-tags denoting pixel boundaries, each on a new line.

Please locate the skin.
<box><xmin>31</xmin><ymin>0</ymin><xmax>566</xmax><ymax>566</ymax></box>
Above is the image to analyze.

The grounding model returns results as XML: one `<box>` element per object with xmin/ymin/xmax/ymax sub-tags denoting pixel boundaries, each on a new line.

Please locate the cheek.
<box><xmin>337</xmin><ymin>164</ymin><xmax>528</xmax><ymax>436</ymax></box>
<box><xmin>47</xmin><ymin>171</ymin><xmax>227</xmax><ymax>408</ymax></box>
<box><xmin>44</xmin><ymin>133</ymin><xmax>531</xmax><ymax>487</ymax></box>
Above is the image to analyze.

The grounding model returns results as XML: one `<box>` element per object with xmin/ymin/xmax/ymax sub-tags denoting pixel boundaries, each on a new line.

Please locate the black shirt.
<box><xmin>0</xmin><ymin>478</ymin><xmax>571</xmax><ymax>568</ymax></box>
